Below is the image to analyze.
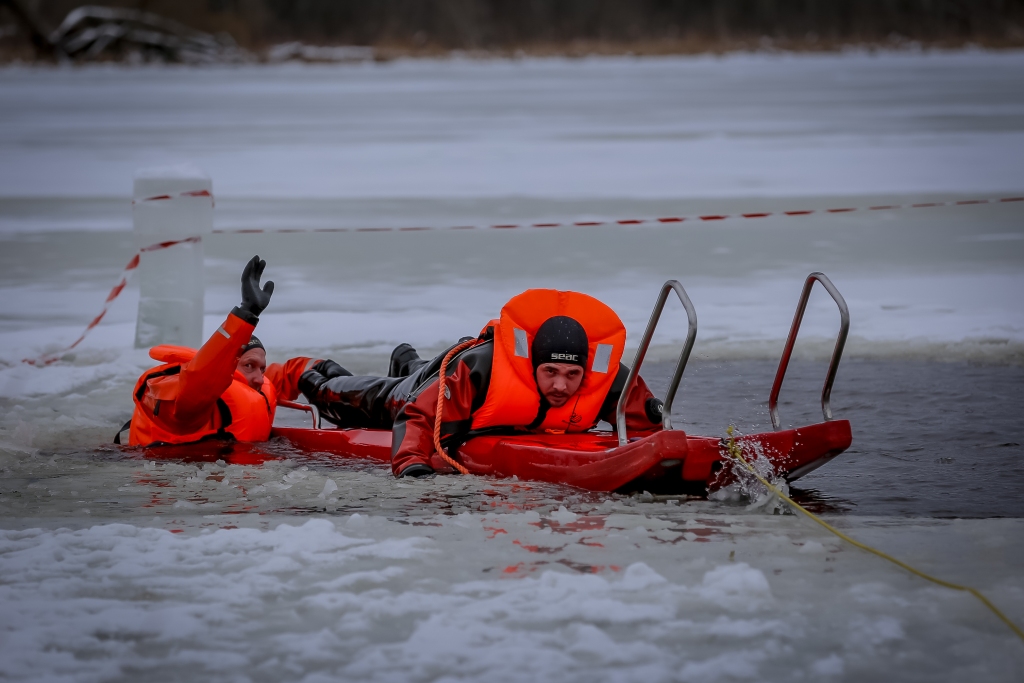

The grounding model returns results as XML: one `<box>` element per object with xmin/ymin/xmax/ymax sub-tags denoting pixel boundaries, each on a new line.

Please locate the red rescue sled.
<box><xmin>271</xmin><ymin>274</ymin><xmax>853</xmax><ymax>494</ymax></box>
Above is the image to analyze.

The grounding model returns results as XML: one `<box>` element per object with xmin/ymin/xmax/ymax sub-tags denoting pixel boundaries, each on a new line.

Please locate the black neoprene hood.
<box><xmin>240</xmin><ymin>335</ymin><xmax>265</xmax><ymax>354</ymax></box>
<box><xmin>531</xmin><ymin>316</ymin><xmax>588</xmax><ymax>369</ymax></box>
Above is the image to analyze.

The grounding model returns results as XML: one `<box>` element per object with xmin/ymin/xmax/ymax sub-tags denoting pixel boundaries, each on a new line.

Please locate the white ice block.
<box><xmin>133</xmin><ymin>164</ymin><xmax>212</xmax><ymax>349</ymax></box>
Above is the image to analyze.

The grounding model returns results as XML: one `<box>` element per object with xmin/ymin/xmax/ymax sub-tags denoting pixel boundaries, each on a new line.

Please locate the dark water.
<box><xmin>3</xmin><ymin>357</ymin><xmax>1021</xmax><ymax>521</ymax></box>
<box><xmin>645</xmin><ymin>358</ymin><xmax>1024</xmax><ymax>518</ymax></box>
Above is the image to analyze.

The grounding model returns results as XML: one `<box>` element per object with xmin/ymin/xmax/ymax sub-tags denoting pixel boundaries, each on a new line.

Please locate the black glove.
<box><xmin>232</xmin><ymin>255</ymin><xmax>274</xmax><ymax>325</ymax></box>
<box><xmin>645</xmin><ymin>397</ymin><xmax>665</xmax><ymax>425</ymax></box>
<box><xmin>299</xmin><ymin>360</ymin><xmax>352</xmax><ymax>404</ymax></box>
<box><xmin>312</xmin><ymin>359</ymin><xmax>352</xmax><ymax>379</ymax></box>
<box><xmin>298</xmin><ymin>369</ymin><xmax>327</xmax><ymax>400</ymax></box>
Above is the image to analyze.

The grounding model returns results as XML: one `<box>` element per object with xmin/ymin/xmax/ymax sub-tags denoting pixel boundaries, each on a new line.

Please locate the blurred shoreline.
<box><xmin>3</xmin><ymin>39</ymin><xmax>1024</xmax><ymax>67</ymax></box>
<box><xmin>2</xmin><ymin>0</ymin><xmax>1023</xmax><ymax>65</ymax></box>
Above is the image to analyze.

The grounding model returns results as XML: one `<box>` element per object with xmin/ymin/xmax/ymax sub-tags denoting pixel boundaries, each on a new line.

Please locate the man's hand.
<box><xmin>233</xmin><ymin>255</ymin><xmax>274</xmax><ymax>324</ymax></box>
<box><xmin>298</xmin><ymin>359</ymin><xmax>352</xmax><ymax>403</ymax></box>
<box><xmin>311</xmin><ymin>359</ymin><xmax>351</xmax><ymax>379</ymax></box>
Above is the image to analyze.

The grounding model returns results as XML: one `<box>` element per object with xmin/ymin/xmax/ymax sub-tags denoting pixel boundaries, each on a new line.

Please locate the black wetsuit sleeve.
<box><xmin>299</xmin><ymin>361</ymin><xmax>404</xmax><ymax>430</ymax></box>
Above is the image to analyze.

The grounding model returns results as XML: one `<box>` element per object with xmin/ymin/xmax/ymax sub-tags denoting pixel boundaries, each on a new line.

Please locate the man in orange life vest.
<box><xmin>121</xmin><ymin>255</ymin><xmax>311</xmax><ymax>447</ymax></box>
<box><xmin>300</xmin><ymin>289</ymin><xmax>665</xmax><ymax>478</ymax></box>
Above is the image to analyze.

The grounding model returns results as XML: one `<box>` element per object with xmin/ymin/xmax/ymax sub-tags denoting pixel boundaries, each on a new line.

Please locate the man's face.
<box><xmin>535</xmin><ymin>362</ymin><xmax>585</xmax><ymax>407</ymax></box>
<box><xmin>237</xmin><ymin>348</ymin><xmax>267</xmax><ymax>391</ymax></box>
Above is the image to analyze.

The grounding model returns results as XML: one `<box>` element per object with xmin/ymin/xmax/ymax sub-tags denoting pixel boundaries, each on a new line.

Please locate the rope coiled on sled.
<box><xmin>432</xmin><ymin>339</ymin><xmax>481</xmax><ymax>475</ymax></box>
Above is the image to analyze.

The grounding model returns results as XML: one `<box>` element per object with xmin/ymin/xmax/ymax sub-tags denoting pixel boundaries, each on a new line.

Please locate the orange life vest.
<box><xmin>470</xmin><ymin>289</ymin><xmax>626</xmax><ymax>434</ymax></box>
<box><xmin>128</xmin><ymin>345</ymin><xmax>277</xmax><ymax>446</ymax></box>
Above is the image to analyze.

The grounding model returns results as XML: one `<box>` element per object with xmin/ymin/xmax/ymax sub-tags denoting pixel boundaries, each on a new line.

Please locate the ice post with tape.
<box><xmin>132</xmin><ymin>164</ymin><xmax>213</xmax><ymax>349</ymax></box>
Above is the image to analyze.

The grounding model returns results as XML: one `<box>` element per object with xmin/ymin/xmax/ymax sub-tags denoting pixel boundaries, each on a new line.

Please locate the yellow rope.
<box><xmin>724</xmin><ymin>426</ymin><xmax>1024</xmax><ymax>643</ymax></box>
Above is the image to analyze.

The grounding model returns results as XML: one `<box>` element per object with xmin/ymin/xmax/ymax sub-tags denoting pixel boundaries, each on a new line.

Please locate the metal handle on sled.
<box><xmin>616</xmin><ymin>280</ymin><xmax>698</xmax><ymax>446</ymax></box>
<box><xmin>278</xmin><ymin>399</ymin><xmax>320</xmax><ymax>429</ymax></box>
<box><xmin>769</xmin><ymin>272</ymin><xmax>850</xmax><ymax>431</ymax></box>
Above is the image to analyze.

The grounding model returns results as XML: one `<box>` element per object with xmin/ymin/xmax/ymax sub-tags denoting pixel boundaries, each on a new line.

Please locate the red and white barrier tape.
<box><xmin>132</xmin><ymin>189</ymin><xmax>214</xmax><ymax>206</ymax></box>
<box><xmin>22</xmin><ymin>194</ymin><xmax>1023</xmax><ymax>366</ymax></box>
<box><xmin>23</xmin><ymin>187</ymin><xmax>211</xmax><ymax>365</ymax></box>
<box><xmin>210</xmin><ymin>195</ymin><xmax>1023</xmax><ymax>234</ymax></box>
<box><xmin>22</xmin><ymin>236</ymin><xmax>201</xmax><ymax>366</ymax></box>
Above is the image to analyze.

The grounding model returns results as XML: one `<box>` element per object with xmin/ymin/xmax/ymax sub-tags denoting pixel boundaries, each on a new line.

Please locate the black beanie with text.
<box><xmin>531</xmin><ymin>316</ymin><xmax>588</xmax><ymax>370</ymax></box>
<box><xmin>240</xmin><ymin>335</ymin><xmax>265</xmax><ymax>355</ymax></box>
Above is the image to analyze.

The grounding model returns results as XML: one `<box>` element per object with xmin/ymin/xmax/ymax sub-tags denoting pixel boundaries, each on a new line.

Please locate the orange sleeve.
<box><xmin>172</xmin><ymin>312</ymin><xmax>255</xmax><ymax>427</ymax></box>
<box><xmin>265</xmin><ymin>357</ymin><xmax>314</xmax><ymax>403</ymax></box>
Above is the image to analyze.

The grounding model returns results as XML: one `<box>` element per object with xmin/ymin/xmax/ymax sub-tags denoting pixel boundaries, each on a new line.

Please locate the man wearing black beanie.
<box><xmin>123</xmin><ymin>256</ymin><xmax>316</xmax><ymax>447</ymax></box>
<box><xmin>530</xmin><ymin>316</ymin><xmax>590</xmax><ymax>409</ymax></box>
<box><xmin>301</xmin><ymin>289</ymin><xmax>665</xmax><ymax>477</ymax></box>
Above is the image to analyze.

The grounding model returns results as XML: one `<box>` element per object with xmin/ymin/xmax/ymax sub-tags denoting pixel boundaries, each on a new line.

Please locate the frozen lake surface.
<box><xmin>1</xmin><ymin>51</ymin><xmax>1023</xmax><ymax>681</ymax></box>
<box><xmin>1</xmin><ymin>50</ymin><xmax>1023</xmax><ymax>202</ymax></box>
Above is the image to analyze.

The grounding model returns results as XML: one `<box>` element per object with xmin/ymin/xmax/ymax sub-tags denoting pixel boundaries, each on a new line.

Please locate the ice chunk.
<box><xmin>849</xmin><ymin>615</ymin><xmax>905</xmax><ymax>647</ymax></box>
<box><xmin>565</xmin><ymin>623</ymin><xmax>620</xmax><ymax>658</ymax></box>
<box><xmin>317</xmin><ymin>479</ymin><xmax>339</xmax><ymax>500</ymax></box>
<box><xmin>618</xmin><ymin>562</ymin><xmax>668</xmax><ymax>591</ymax></box>
<box><xmin>549</xmin><ymin>506</ymin><xmax>577</xmax><ymax>524</ymax></box>
<box><xmin>699</xmin><ymin>563</ymin><xmax>773</xmax><ymax>609</ymax></box>
<box><xmin>679</xmin><ymin>651</ymin><xmax>766</xmax><ymax>682</ymax></box>
<box><xmin>453</xmin><ymin>511</ymin><xmax>480</xmax><ymax>528</ymax></box>
<box><xmin>132</xmin><ymin>164</ymin><xmax>212</xmax><ymax>349</ymax></box>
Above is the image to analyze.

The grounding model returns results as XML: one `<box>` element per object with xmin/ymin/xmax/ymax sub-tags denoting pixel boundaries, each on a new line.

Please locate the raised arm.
<box><xmin>173</xmin><ymin>255</ymin><xmax>274</xmax><ymax>424</ymax></box>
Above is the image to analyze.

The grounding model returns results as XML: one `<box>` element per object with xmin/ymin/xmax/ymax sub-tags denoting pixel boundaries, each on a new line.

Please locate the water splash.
<box><xmin>709</xmin><ymin>427</ymin><xmax>792</xmax><ymax>515</ymax></box>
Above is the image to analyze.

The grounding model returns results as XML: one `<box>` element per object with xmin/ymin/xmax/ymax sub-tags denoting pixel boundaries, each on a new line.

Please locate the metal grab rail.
<box><xmin>769</xmin><ymin>272</ymin><xmax>850</xmax><ymax>431</ymax></box>
<box><xmin>278</xmin><ymin>399</ymin><xmax>320</xmax><ymax>429</ymax></box>
<box><xmin>616</xmin><ymin>280</ymin><xmax>698</xmax><ymax>446</ymax></box>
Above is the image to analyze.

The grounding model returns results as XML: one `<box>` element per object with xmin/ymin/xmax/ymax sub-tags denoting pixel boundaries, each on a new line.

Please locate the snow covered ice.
<box><xmin>1</xmin><ymin>50</ymin><xmax>1024</xmax><ymax>681</ymax></box>
<box><xmin>2</xmin><ymin>509</ymin><xmax>1023</xmax><ymax>682</ymax></box>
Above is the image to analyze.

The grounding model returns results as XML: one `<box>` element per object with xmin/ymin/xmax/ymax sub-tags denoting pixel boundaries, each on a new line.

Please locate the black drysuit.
<box><xmin>299</xmin><ymin>340</ymin><xmax>664</xmax><ymax>476</ymax></box>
